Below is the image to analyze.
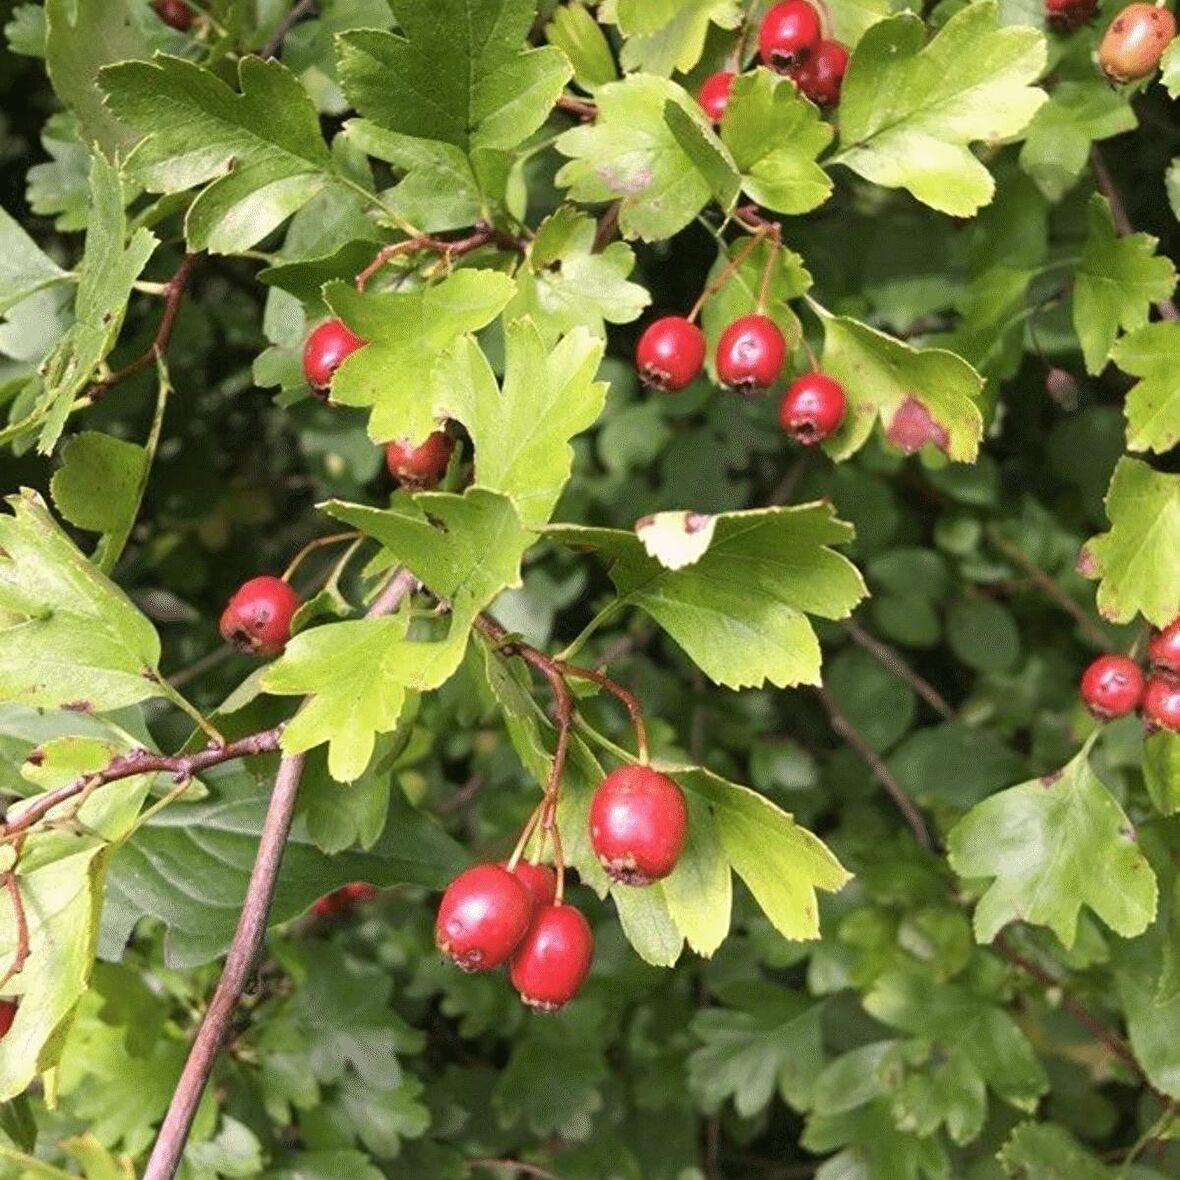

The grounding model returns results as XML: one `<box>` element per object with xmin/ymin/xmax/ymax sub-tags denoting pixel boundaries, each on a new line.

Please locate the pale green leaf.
<box><xmin>1161</xmin><ymin>36</ymin><xmax>1180</xmax><ymax>98</ymax></box>
<box><xmin>1110</xmin><ymin>320</ymin><xmax>1180</xmax><ymax>454</ymax></box>
<box><xmin>545</xmin><ymin>2</ymin><xmax>618</xmax><ymax>89</ymax></box>
<box><xmin>998</xmin><ymin>1122</ymin><xmax>1115</xmax><ymax>1179</ymax></box>
<box><xmin>660</xmin><ymin>791</ymin><xmax>731</xmax><ymax>956</ymax></box>
<box><xmin>0</xmin><ymin>204</ymin><xmax>68</xmax><ymax>315</ymax></box>
<box><xmin>608</xmin><ymin>0</ymin><xmax>742</xmax><ymax>76</ymax></box>
<box><xmin>5</xmin><ymin>4</ymin><xmax>45</xmax><ymax>58</ymax></box>
<box><xmin>1144</xmin><ymin>730</ymin><xmax>1180</xmax><ymax>816</ymax></box>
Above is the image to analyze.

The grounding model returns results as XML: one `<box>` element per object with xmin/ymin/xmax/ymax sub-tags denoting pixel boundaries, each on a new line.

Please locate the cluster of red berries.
<box><xmin>311</xmin><ymin>882</ymin><xmax>380</xmax><ymax>917</ymax></box>
<box><xmin>697</xmin><ymin>0</ymin><xmax>848</xmax><ymax>122</ymax></box>
<box><xmin>152</xmin><ymin>0</ymin><xmax>194</xmax><ymax>31</ymax></box>
<box><xmin>1079</xmin><ymin>619</ymin><xmax>1180</xmax><ymax>732</ymax></box>
<box><xmin>635</xmin><ymin>315</ymin><xmax>847</xmax><ymax>444</ymax></box>
<box><xmin>435</xmin><ymin>766</ymin><xmax>688</xmax><ymax>1011</ymax></box>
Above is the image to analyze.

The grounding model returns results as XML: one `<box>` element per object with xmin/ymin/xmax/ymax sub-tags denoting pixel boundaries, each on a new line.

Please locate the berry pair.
<box><xmin>759</xmin><ymin>2</ymin><xmax>849</xmax><ymax>106</ymax></box>
<box><xmin>1080</xmin><ymin>619</ymin><xmax>1180</xmax><ymax>731</ymax></box>
<box><xmin>636</xmin><ymin>314</ymin><xmax>785</xmax><ymax>395</ymax></box>
<box><xmin>436</xmin><ymin>862</ymin><xmax>593</xmax><ymax>1011</ymax></box>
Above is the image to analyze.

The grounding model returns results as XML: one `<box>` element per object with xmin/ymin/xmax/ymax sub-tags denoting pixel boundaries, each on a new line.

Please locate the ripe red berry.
<box><xmin>792</xmin><ymin>40</ymin><xmax>849</xmax><ymax>106</ymax></box>
<box><xmin>152</xmin><ymin>0</ymin><xmax>194</xmax><ymax>30</ymax></box>
<box><xmin>1046</xmin><ymin>0</ymin><xmax>1098</xmax><ymax>29</ymax></box>
<box><xmin>510</xmin><ymin>903</ymin><xmax>594</xmax><ymax>1011</ymax></box>
<box><xmin>507</xmin><ymin>861</ymin><xmax>558</xmax><ymax>909</ymax></box>
<box><xmin>1143</xmin><ymin>676</ymin><xmax>1180</xmax><ymax>733</ymax></box>
<box><xmin>636</xmin><ymin>316</ymin><xmax>707</xmax><ymax>392</ymax></box>
<box><xmin>436</xmin><ymin>863</ymin><xmax>533</xmax><ymax>972</ymax></box>
<box><xmin>219</xmin><ymin>576</ymin><xmax>301</xmax><ymax>659</ymax></box>
<box><xmin>698</xmin><ymin>71</ymin><xmax>737</xmax><ymax>122</ymax></box>
<box><xmin>1079</xmin><ymin>653</ymin><xmax>1145</xmax><ymax>720</ymax></box>
<box><xmin>589</xmin><ymin>765</ymin><xmax>689</xmax><ymax>885</ymax></box>
<box><xmin>385</xmin><ymin>431</ymin><xmax>455</xmax><ymax>489</ymax></box>
<box><xmin>759</xmin><ymin>0</ymin><xmax>823</xmax><ymax>71</ymax></box>
<box><xmin>303</xmin><ymin>318</ymin><xmax>365</xmax><ymax>392</ymax></box>
<box><xmin>0</xmin><ymin>999</ymin><xmax>15</xmax><ymax>1040</ymax></box>
<box><xmin>779</xmin><ymin>371</ymin><xmax>847</xmax><ymax>444</ymax></box>
<box><xmin>312</xmin><ymin>882</ymin><xmax>379</xmax><ymax>917</ymax></box>
<box><xmin>1098</xmin><ymin>2</ymin><xmax>1176</xmax><ymax>82</ymax></box>
<box><xmin>1148</xmin><ymin>619</ymin><xmax>1180</xmax><ymax>677</ymax></box>
<box><xmin>716</xmin><ymin>314</ymin><xmax>786</xmax><ymax>394</ymax></box>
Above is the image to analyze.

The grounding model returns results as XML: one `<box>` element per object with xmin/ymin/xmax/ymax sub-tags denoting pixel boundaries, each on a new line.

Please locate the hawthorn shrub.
<box><xmin>0</xmin><ymin>0</ymin><xmax>1179</xmax><ymax>1177</ymax></box>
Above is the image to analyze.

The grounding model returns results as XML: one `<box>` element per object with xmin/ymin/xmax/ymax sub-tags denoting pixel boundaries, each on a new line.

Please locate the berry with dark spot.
<box><xmin>436</xmin><ymin>864</ymin><xmax>533</xmax><ymax>972</ymax></box>
<box><xmin>636</xmin><ymin>316</ymin><xmax>707</xmax><ymax>392</ymax></box>
<box><xmin>759</xmin><ymin>0</ymin><xmax>823</xmax><ymax>71</ymax></box>
<box><xmin>153</xmin><ymin>0</ymin><xmax>194</xmax><ymax>30</ymax></box>
<box><xmin>386</xmin><ymin>431</ymin><xmax>455</xmax><ymax>489</ymax></box>
<box><xmin>1148</xmin><ymin>618</ymin><xmax>1180</xmax><ymax>677</ymax></box>
<box><xmin>716</xmin><ymin>314</ymin><xmax>786</xmax><ymax>394</ymax></box>
<box><xmin>1098</xmin><ymin>3</ymin><xmax>1176</xmax><ymax>82</ymax></box>
<box><xmin>1143</xmin><ymin>676</ymin><xmax>1180</xmax><ymax>732</ymax></box>
<box><xmin>1080</xmin><ymin>653</ymin><xmax>1145</xmax><ymax>720</ymax></box>
<box><xmin>792</xmin><ymin>40</ymin><xmax>849</xmax><ymax>106</ymax></box>
<box><xmin>510</xmin><ymin>903</ymin><xmax>594</xmax><ymax>1011</ymax></box>
<box><xmin>589</xmin><ymin>765</ymin><xmax>688</xmax><ymax>885</ymax></box>
<box><xmin>219</xmin><ymin>576</ymin><xmax>301</xmax><ymax>659</ymax></box>
<box><xmin>779</xmin><ymin>371</ymin><xmax>847</xmax><ymax>443</ymax></box>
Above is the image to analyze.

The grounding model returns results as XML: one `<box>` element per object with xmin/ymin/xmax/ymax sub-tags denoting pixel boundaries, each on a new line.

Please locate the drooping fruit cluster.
<box><xmin>219</xmin><ymin>575</ymin><xmax>301</xmax><ymax>658</ymax></box>
<box><xmin>311</xmin><ymin>882</ymin><xmax>380</xmax><ymax>918</ymax></box>
<box><xmin>1079</xmin><ymin>619</ymin><xmax>1180</xmax><ymax>732</ymax></box>
<box><xmin>152</xmin><ymin>0</ymin><xmax>194</xmax><ymax>31</ymax></box>
<box><xmin>589</xmin><ymin>766</ymin><xmax>688</xmax><ymax>886</ymax></box>
<box><xmin>386</xmin><ymin>431</ymin><xmax>455</xmax><ymax>490</ymax></box>
<box><xmin>759</xmin><ymin>0</ymin><xmax>849</xmax><ymax>107</ymax></box>
<box><xmin>1098</xmin><ymin>2</ymin><xmax>1177</xmax><ymax>82</ymax></box>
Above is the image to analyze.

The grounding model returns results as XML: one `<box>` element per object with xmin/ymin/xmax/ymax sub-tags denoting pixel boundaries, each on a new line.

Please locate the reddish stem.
<box><xmin>0</xmin><ymin>874</ymin><xmax>29</xmax><ymax>991</ymax></box>
<box><xmin>557</xmin><ymin>661</ymin><xmax>650</xmax><ymax>764</ymax></box>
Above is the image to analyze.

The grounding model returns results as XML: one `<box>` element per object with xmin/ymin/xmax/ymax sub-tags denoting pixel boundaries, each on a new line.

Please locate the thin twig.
<box><xmin>844</xmin><ymin>619</ymin><xmax>956</xmax><ymax>721</ymax></box>
<box><xmin>815</xmin><ymin>686</ymin><xmax>933</xmax><ymax>849</ymax></box>
<box><xmin>467</xmin><ymin>1160</ymin><xmax>561</xmax><ymax>1180</ymax></box>
<box><xmin>0</xmin><ymin>874</ymin><xmax>29</xmax><ymax>991</ymax></box>
<box><xmin>166</xmin><ymin>644</ymin><xmax>234</xmax><ymax>689</ymax></box>
<box><xmin>556</xmin><ymin>94</ymin><xmax>596</xmax><ymax>120</ymax></box>
<box><xmin>85</xmin><ymin>254</ymin><xmax>199</xmax><ymax>402</ymax></box>
<box><xmin>142</xmin><ymin>568</ymin><xmax>418</xmax><ymax>1180</ymax></box>
<box><xmin>557</xmin><ymin>660</ymin><xmax>649</xmax><ymax>763</ymax></box>
<box><xmin>260</xmin><ymin>0</ymin><xmax>317</xmax><ymax>58</ymax></box>
<box><xmin>355</xmin><ymin>223</ymin><xmax>505</xmax><ymax>291</ymax></box>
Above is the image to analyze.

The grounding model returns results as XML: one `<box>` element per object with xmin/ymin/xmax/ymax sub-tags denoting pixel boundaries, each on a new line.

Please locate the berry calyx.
<box><xmin>698</xmin><ymin>71</ymin><xmax>737</xmax><ymax>123</ymax></box>
<box><xmin>636</xmin><ymin>316</ymin><xmax>707</xmax><ymax>392</ymax></box>
<box><xmin>219</xmin><ymin>576</ymin><xmax>301</xmax><ymax>658</ymax></box>
<box><xmin>759</xmin><ymin>0</ymin><xmax>823</xmax><ymax>71</ymax></box>
<box><xmin>1098</xmin><ymin>3</ymin><xmax>1176</xmax><ymax>82</ymax></box>
<box><xmin>312</xmin><ymin>882</ymin><xmax>380</xmax><ymax>918</ymax></box>
<box><xmin>302</xmin><ymin>318</ymin><xmax>364</xmax><ymax>393</ymax></box>
<box><xmin>0</xmin><ymin>999</ymin><xmax>15</xmax><ymax>1040</ymax></box>
<box><xmin>436</xmin><ymin>863</ymin><xmax>533</xmax><ymax>972</ymax></box>
<box><xmin>507</xmin><ymin>861</ymin><xmax>558</xmax><ymax>909</ymax></box>
<box><xmin>385</xmin><ymin>430</ymin><xmax>455</xmax><ymax>490</ymax></box>
<box><xmin>152</xmin><ymin>0</ymin><xmax>194</xmax><ymax>30</ymax></box>
<box><xmin>1148</xmin><ymin>618</ymin><xmax>1180</xmax><ymax>677</ymax></box>
<box><xmin>510</xmin><ymin>903</ymin><xmax>594</xmax><ymax>1011</ymax></box>
<box><xmin>589</xmin><ymin>765</ymin><xmax>688</xmax><ymax>885</ymax></box>
<box><xmin>1046</xmin><ymin>0</ymin><xmax>1098</xmax><ymax>30</ymax></box>
<box><xmin>792</xmin><ymin>40</ymin><xmax>849</xmax><ymax>106</ymax></box>
<box><xmin>779</xmin><ymin>371</ymin><xmax>847</xmax><ymax>444</ymax></box>
<box><xmin>1079</xmin><ymin>653</ymin><xmax>1145</xmax><ymax>720</ymax></box>
<box><xmin>1143</xmin><ymin>676</ymin><xmax>1180</xmax><ymax>733</ymax></box>
<box><xmin>716</xmin><ymin>314</ymin><xmax>787</xmax><ymax>394</ymax></box>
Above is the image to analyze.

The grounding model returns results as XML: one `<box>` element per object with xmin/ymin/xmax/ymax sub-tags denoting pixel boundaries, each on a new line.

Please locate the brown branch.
<box><xmin>143</xmin><ymin>568</ymin><xmax>418</xmax><ymax>1180</ymax></box>
<box><xmin>815</xmin><ymin>686</ymin><xmax>933</xmax><ymax>849</ymax></box>
<box><xmin>85</xmin><ymin>254</ymin><xmax>199</xmax><ymax>403</ymax></box>
<box><xmin>984</xmin><ymin>527</ymin><xmax>1113</xmax><ymax>651</ymax></box>
<box><xmin>467</xmin><ymin>1160</ymin><xmax>561</xmax><ymax>1180</ymax></box>
<box><xmin>844</xmin><ymin>619</ymin><xmax>956</xmax><ymax>721</ymax></box>
<box><xmin>556</xmin><ymin>94</ymin><xmax>596</xmax><ymax>120</ymax></box>
<box><xmin>355</xmin><ymin>223</ymin><xmax>511</xmax><ymax>291</ymax></box>
<box><xmin>0</xmin><ymin>874</ymin><xmax>30</xmax><ymax>991</ymax></box>
<box><xmin>1090</xmin><ymin>147</ymin><xmax>1180</xmax><ymax>322</ymax></box>
<box><xmin>557</xmin><ymin>660</ymin><xmax>649</xmax><ymax>763</ymax></box>
<box><xmin>260</xmin><ymin>0</ymin><xmax>317</xmax><ymax>59</ymax></box>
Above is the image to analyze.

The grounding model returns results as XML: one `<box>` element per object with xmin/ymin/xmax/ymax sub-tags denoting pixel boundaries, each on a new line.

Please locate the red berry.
<box><xmin>589</xmin><ymin>766</ymin><xmax>688</xmax><ymax>885</ymax></box>
<box><xmin>759</xmin><ymin>0</ymin><xmax>823</xmax><ymax>71</ymax></box>
<box><xmin>698</xmin><ymin>71</ymin><xmax>737</xmax><ymax>122</ymax></box>
<box><xmin>0</xmin><ymin>1000</ymin><xmax>15</xmax><ymax>1040</ymax></box>
<box><xmin>716</xmin><ymin>314</ymin><xmax>786</xmax><ymax>394</ymax></box>
<box><xmin>1143</xmin><ymin>676</ymin><xmax>1180</xmax><ymax>733</ymax></box>
<box><xmin>636</xmin><ymin>316</ymin><xmax>707</xmax><ymax>392</ymax></box>
<box><xmin>385</xmin><ymin>431</ymin><xmax>455</xmax><ymax>489</ymax></box>
<box><xmin>312</xmin><ymin>882</ymin><xmax>380</xmax><ymax>917</ymax></box>
<box><xmin>1148</xmin><ymin>619</ymin><xmax>1180</xmax><ymax>677</ymax></box>
<box><xmin>1046</xmin><ymin>0</ymin><xmax>1098</xmax><ymax>29</ymax></box>
<box><xmin>436</xmin><ymin>863</ymin><xmax>533</xmax><ymax>972</ymax></box>
<box><xmin>1079</xmin><ymin>653</ymin><xmax>1145</xmax><ymax>720</ymax></box>
<box><xmin>510</xmin><ymin>904</ymin><xmax>594</xmax><ymax>1011</ymax></box>
<box><xmin>1098</xmin><ymin>2</ymin><xmax>1176</xmax><ymax>82</ymax></box>
<box><xmin>792</xmin><ymin>40</ymin><xmax>849</xmax><ymax>106</ymax></box>
<box><xmin>219</xmin><ymin>576</ymin><xmax>300</xmax><ymax>659</ymax></box>
<box><xmin>303</xmin><ymin>318</ymin><xmax>365</xmax><ymax>392</ymax></box>
<box><xmin>152</xmin><ymin>0</ymin><xmax>194</xmax><ymax>30</ymax></box>
<box><xmin>779</xmin><ymin>371</ymin><xmax>847</xmax><ymax>443</ymax></box>
<box><xmin>507</xmin><ymin>861</ymin><xmax>558</xmax><ymax>909</ymax></box>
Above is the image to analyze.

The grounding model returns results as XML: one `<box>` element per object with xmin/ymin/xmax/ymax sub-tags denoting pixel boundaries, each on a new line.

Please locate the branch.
<box><xmin>260</xmin><ymin>0</ymin><xmax>317</xmax><ymax>59</ymax></box>
<box><xmin>143</xmin><ymin>567</ymin><xmax>418</xmax><ymax>1180</ymax></box>
<box><xmin>355</xmin><ymin>222</ymin><xmax>521</xmax><ymax>291</ymax></box>
<box><xmin>815</xmin><ymin>686</ymin><xmax>933</xmax><ymax>850</ymax></box>
<box><xmin>85</xmin><ymin>254</ymin><xmax>199</xmax><ymax>403</ymax></box>
<box><xmin>0</xmin><ymin>874</ymin><xmax>30</xmax><ymax>992</ymax></box>
<box><xmin>556</xmin><ymin>94</ymin><xmax>596</xmax><ymax>121</ymax></box>
<box><xmin>1090</xmin><ymin>147</ymin><xmax>1179</xmax><ymax>322</ymax></box>
<box><xmin>843</xmin><ymin>619</ymin><xmax>956</xmax><ymax>721</ymax></box>
<box><xmin>556</xmin><ymin>660</ymin><xmax>650</xmax><ymax>763</ymax></box>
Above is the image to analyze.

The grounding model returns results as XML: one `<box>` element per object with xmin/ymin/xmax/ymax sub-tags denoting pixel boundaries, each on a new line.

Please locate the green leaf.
<box><xmin>835</xmin><ymin>1</ymin><xmax>1047</xmax><ymax>216</ymax></box>
<box><xmin>49</xmin><ymin>431</ymin><xmax>148</xmax><ymax>573</ymax></box>
<box><xmin>0</xmin><ymin>491</ymin><xmax>167</xmax><ymax>712</ymax></box>
<box><xmin>101</xmin><ymin>766</ymin><xmax>466</xmax><ymax>968</ymax></box>
<box><xmin>1110</xmin><ymin>321</ymin><xmax>1180</xmax><ymax>454</ymax></box>
<box><xmin>1160</xmin><ymin>36</ymin><xmax>1180</xmax><ymax>98</ymax></box>
<box><xmin>337</xmin><ymin>0</ymin><xmax>572</xmax><ymax>152</ymax></box>
<box><xmin>556</xmin><ymin>75</ymin><xmax>737</xmax><ymax>241</ymax></box>
<box><xmin>0</xmin><ymin>204</ymin><xmax>68</xmax><ymax>315</ymax></box>
<box><xmin>546</xmin><ymin>2</ymin><xmax>618</xmax><ymax>89</ymax></box>
<box><xmin>946</xmin><ymin>744</ymin><xmax>1158</xmax><ymax>947</ymax></box>
<box><xmin>35</xmin><ymin>154</ymin><xmax>156</xmax><ymax>452</ymax></box>
<box><xmin>1116</xmin><ymin>950</ymin><xmax>1180</xmax><ymax>1099</ymax></box>
<box><xmin>101</xmin><ymin>55</ymin><xmax>340</xmax><ymax>254</ymax></box>
<box><xmin>435</xmin><ymin>320</ymin><xmax>607</xmax><ymax>527</ymax></box>
<box><xmin>1080</xmin><ymin>456</ymin><xmax>1180</xmax><ymax>628</ymax></box>
<box><xmin>608</xmin><ymin>0</ymin><xmax>742</xmax><ymax>76</ymax></box>
<box><xmin>998</xmin><ymin>1122</ymin><xmax>1113</xmax><ymax>1179</ymax></box>
<box><xmin>323</xmin><ymin>269</ymin><xmax>515</xmax><ymax>444</ymax></box>
<box><xmin>814</xmin><ymin>307</ymin><xmax>986</xmax><ymax>463</ymax></box>
<box><xmin>548</xmin><ymin>503</ymin><xmax>867</xmax><ymax>690</ymax></box>
<box><xmin>721</xmin><ymin>69</ymin><xmax>833</xmax><ymax>216</ymax></box>
<box><xmin>1144</xmin><ymin>730</ymin><xmax>1180</xmax><ymax>816</ymax></box>
<box><xmin>634</xmin><ymin>510</ymin><xmax>717</xmax><ymax>570</ymax></box>
<box><xmin>803</xmin><ymin>1097</ymin><xmax>950</xmax><ymax>1180</ymax></box>
<box><xmin>5</xmin><ymin>5</ymin><xmax>45</xmax><ymax>58</ymax></box>
<box><xmin>1073</xmin><ymin>195</ymin><xmax>1177</xmax><ymax>375</ymax></box>
<box><xmin>45</xmin><ymin>0</ymin><xmax>148</xmax><ymax>157</ymax></box>
<box><xmin>503</xmin><ymin>209</ymin><xmax>650</xmax><ymax>343</ymax></box>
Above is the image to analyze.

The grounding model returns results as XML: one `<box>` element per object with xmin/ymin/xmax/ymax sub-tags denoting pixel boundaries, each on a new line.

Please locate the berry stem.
<box><xmin>355</xmin><ymin>222</ymin><xmax>513</xmax><ymax>292</ymax></box>
<box><xmin>0</xmin><ymin>873</ymin><xmax>29</xmax><ymax>992</ymax></box>
<box><xmin>800</xmin><ymin>334</ymin><xmax>819</xmax><ymax>371</ymax></box>
<box><xmin>686</xmin><ymin>226</ymin><xmax>768</xmax><ymax>322</ymax></box>
<box><xmin>556</xmin><ymin>661</ymin><xmax>650</xmax><ymax>765</ymax></box>
<box><xmin>281</xmin><ymin>531</ymin><xmax>361</xmax><ymax>583</ymax></box>
<box><xmin>507</xmin><ymin>803</ymin><xmax>544</xmax><ymax>872</ymax></box>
